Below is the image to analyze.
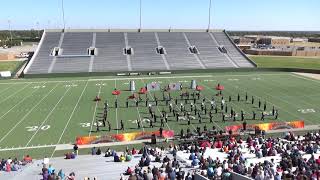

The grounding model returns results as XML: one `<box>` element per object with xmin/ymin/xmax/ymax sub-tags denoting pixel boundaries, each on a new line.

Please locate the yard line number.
<box><xmin>26</xmin><ymin>125</ymin><xmax>50</xmax><ymax>132</ymax></box>
<box><xmin>32</xmin><ymin>85</ymin><xmax>46</xmax><ymax>89</ymax></box>
<box><xmin>64</xmin><ymin>84</ymin><xmax>78</xmax><ymax>87</ymax></box>
<box><xmin>298</xmin><ymin>109</ymin><xmax>316</xmax><ymax>114</ymax></box>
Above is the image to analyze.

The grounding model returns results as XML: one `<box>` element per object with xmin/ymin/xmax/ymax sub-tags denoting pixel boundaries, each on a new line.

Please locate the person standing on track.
<box><xmin>120</xmin><ymin>120</ymin><xmax>124</xmax><ymax>130</ymax></box>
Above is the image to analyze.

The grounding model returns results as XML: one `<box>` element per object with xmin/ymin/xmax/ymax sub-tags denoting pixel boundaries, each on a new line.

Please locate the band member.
<box><xmin>237</xmin><ymin>93</ymin><xmax>240</xmax><ymax>102</ymax></box>
<box><xmin>120</xmin><ymin>120</ymin><xmax>124</xmax><ymax>130</ymax></box>
<box><xmin>243</xmin><ymin>121</ymin><xmax>247</xmax><ymax>131</ymax></box>
<box><xmin>251</xmin><ymin>96</ymin><xmax>254</xmax><ymax>105</ymax></box>
<box><xmin>252</xmin><ymin>111</ymin><xmax>256</xmax><ymax>120</ymax></box>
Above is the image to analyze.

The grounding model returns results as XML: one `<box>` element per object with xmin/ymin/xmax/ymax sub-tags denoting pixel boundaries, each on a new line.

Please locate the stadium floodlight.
<box><xmin>36</xmin><ymin>21</ymin><xmax>40</xmax><ymax>38</ymax></box>
<box><xmin>139</xmin><ymin>0</ymin><xmax>142</xmax><ymax>31</ymax></box>
<box><xmin>7</xmin><ymin>20</ymin><xmax>13</xmax><ymax>46</ymax></box>
<box><xmin>207</xmin><ymin>0</ymin><xmax>212</xmax><ymax>31</ymax></box>
<box><xmin>61</xmin><ymin>0</ymin><xmax>66</xmax><ymax>30</ymax></box>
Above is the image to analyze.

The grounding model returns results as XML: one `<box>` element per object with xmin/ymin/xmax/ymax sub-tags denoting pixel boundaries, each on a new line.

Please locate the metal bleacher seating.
<box><xmin>157</xmin><ymin>32</ymin><xmax>203</xmax><ymax>70</ymax></box>
<box><xmin>24</xmin><ymin>29</ymin><xmax>255</xmax><ymax>75</ymax></box>
<box><xmin>26</xmin><ymin>32</ymin><xmax>61</xmax><ymax>74</ymax></box>
<box><xmin>212</xmin><ymin>32</ymin><xmax>254</xmax><ymax>67</ymax></box>
<box><xmin>127</xmin><ymin>32</ymin><xmax>168</xmax><ymax>71</ymax></box>
<box><xmin>186</xmin><ymin>32</ymin><xmax>236</xmax><ymax>68</ymax></box>
<box><xmin>93</xmin><ymin>32</ymin><xmax>129</xmax><ymax>72</ymax></box>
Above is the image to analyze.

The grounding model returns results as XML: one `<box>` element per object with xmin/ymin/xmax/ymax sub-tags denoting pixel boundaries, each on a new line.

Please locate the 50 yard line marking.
<box><xmin>51</xmin><ymin>80</ymin><xmax>89</xmax><ymax>158</ymax></box>
<box><xmin>89</xmin><ymin>84</ymin><xmax>102</xmax><ymax>136</ymax></box>
<box><xmin>0</xmin><ymin>83</ymin><xmax>59</xmax><ymax>145</ymax></box>
<box><xmin>25</xmin><ymin>86</ymin><xmax>71</xmax><ymax>147</ymax></box>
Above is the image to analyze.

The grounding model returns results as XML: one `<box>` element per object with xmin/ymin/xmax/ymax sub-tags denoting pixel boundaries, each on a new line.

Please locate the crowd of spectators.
<box><xmin>3</xmin><ymin>129</ymin><xmax>320</xmax><ymax>180</ymax></box>
<box><xmin>0</xmin><ymin>155</ymin><xmax>33</xmax><ymax>172</ymax></box>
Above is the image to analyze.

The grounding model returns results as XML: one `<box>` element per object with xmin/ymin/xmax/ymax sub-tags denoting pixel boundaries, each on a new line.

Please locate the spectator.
<box><xmin>58</xmin><ymin>169</ymin><xmax>65</xmax><ymax>179</ymax></box>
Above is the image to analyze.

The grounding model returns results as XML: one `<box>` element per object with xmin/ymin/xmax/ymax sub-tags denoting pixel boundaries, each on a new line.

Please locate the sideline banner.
<box><xmin>76</xmin><ymin>130</ymin><xmax>174</xmax><ymax>145</ymax></box>
<box><xmin>225</xmin><ymin>120</ymin><xmax>304</xmax><ymax>133</ymax></box>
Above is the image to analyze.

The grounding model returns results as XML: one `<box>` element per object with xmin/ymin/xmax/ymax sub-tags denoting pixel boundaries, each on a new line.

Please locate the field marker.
<box><xmin>89</xmin><ymin>84</ymin><xmax>102</xmax><ymax>136</ymax></box>
<box><xmin>51</xmin><ymin>80</ymin><xmax>89</xmax><ymax>158</ymax></box>
<box><xmin>0</xmin><ymin>83</ymin><xmax>31</xmax><ymax>105</ymax></box>
<box><xmin>25</xmin><ymin>86</ymin><xmax>70</xmax><ymax>147</ymax></box>
<box><xmin>0</xmin><ymin>83</ymin><xmax>59</xmax><ymax>145</ymax></box>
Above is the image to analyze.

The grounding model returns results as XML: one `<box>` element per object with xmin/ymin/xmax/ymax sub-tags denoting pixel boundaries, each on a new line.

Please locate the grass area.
<box><xmin>0</xmin><ymin>61</ymin><xmax>24</xmax><ymax>72</ymax></box>
<box><xmin>250</xmin><ymin>56</ymin><xmax>320</xmax><ymax>69</ymax></box>
<box><xmin>0</xmin><ymin>71</ymin><xmax>319</xmax><ymax>159</ymax></box>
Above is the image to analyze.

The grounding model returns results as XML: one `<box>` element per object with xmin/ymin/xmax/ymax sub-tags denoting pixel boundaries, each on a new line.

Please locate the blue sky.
<box><xmin>0</xmin><ymin>0</ymin><xmax>319</xmax><ymax>31</ymax></box>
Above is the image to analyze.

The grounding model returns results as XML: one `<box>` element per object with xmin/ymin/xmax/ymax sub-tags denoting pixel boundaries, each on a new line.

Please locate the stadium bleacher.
<box><xmin>24</xmin><ymin>29</ymin><xmax>256</xmax><ymax>75</ymax></box>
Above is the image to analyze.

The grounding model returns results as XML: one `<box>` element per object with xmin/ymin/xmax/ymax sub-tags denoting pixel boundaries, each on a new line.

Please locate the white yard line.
<box><xmin>0</xmin><ymin>85</ymin><xmax>39</xmax><ymax>122</ymax></box>
<box><xmin>0</xmin><ymin>144</ymin><xmax>57</xmax><ymax>151</ymax></box>
<box><xmin>0</xmin><ymin>83</ymin><xmax>59</xmax><ymax>144</ymax></box>
<box><xmin>89</xmin><ymin>85</ymin><xmax>102</xmax><ymax>136</ymax></box>
<box><xmin>51</xmin><ymin>80</ymin><xmax>89</xmax><ymax>157</ymax></box>
<box><xmin>25</xmin><ymin>86</ymin><xmax>70</xmax><ymax>147</ymax></box>
<box><xmin>0</xmin><ymin>84</ymin><xmax>15</xmax><ymax>95</ymax></box>
<box><xmin>291</xmin><ymin>73</ymin><xmax>320</xmax><ymax>84</ymax></box>
<box><xmin>221</xmin><ymin>79</ymin><xmax>307</xmax><ymax>124</ymax></box>
<box><xmin>198</xmin><ymin>82</ymin><xmax>245</xmax><ymax>129</ymax></box>
<box><xmin>255</xmin><ymin>77</ymin><xmax>315</xmax><ymax>123</ymax></box>
<box><xmin>115</xmin><ymin>79</ymin><xmax>119</xmax><ymax>134</ymax></box>
<box><xmin>0</xmin><ymin>74</ymin><xmax>291</xmax><ymax>85</ymax></box>
<box><xmin>0</xmin><ymin>83</ymin><xmax>31</xmax><ymax>104</ymax></box>
<box><xmin>134</xmin><ymin>79</ymin><xmax>144</xmax><ymax>132</ymax></box>
<box><xmin>141</xmin><ymin>79</ymin><xmax>171</xmax><ymax>130</ymax></box>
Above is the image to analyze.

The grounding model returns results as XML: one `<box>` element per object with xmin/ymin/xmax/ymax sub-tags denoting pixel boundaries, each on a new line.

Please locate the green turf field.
<box><xmin>0</xmin><ymin>61</ymin><xmax>24</xmax><ymax>72</ymax></box>
<box><xmin>0</xmin><ymin>71</ymin><xmax>319</xmax><ymax>158</ymax></box>
<box><xmin>250</xmin><ymin>56</ymin><xmax>320</xmax><ymax>69</ymax></box>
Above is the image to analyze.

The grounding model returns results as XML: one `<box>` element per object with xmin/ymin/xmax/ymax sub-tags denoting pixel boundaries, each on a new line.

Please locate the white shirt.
<box><xmin>43</xmin><ymin>157</ymin><xmax>49</xmax><ymax>165</ymax></box>
<box><xmin>216</xmin><ymin>166</ymin><xmax>223</xmax><ymax>176</ymax></box>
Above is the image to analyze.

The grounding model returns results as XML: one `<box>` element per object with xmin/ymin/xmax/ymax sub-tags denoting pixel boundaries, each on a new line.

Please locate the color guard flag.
<box><xmin>168</xmin><ymin>83</ymin><xmax>181</xmax><ymax>91</ymax></box>
<box><xmin>146</xmin><ymin>82</ymin><xmax>160</xmax><ymax>91</ymax></box>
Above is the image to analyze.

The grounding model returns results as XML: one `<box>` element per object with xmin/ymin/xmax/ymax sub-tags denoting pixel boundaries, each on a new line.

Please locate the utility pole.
<box><xmin>36</xmin><ymin>21</ymin><xmax>40</xmax><ymax>38</ymax></box>
<box><xmin>61</xmin><ymin>0</ymin><xmax>66</xmax><ymax>30</ymax></box>
<box><xmin>139</xmin><ymin>0</ymin><xmax>142</xmax><ymax>31</ymax></box>
<box><xmin>207</xmin><ymin>0</ymin><xmax>212</xmax><ymax>31</ymax></box>
<box><xmin>8</xmin><ymin>20</ymin><xmax>13</xmax><ymax>46</ymax></box>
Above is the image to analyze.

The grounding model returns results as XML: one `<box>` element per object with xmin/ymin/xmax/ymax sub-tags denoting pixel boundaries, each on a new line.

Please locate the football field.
<box><xmin>0</xmin><ymin>71</ymin><xmax>319</xmax><ymax>158</ymax></box>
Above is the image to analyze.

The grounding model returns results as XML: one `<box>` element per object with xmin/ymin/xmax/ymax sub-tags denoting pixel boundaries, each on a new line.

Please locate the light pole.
<box><xmin>36</xmin><ymin>21</ymin><xmax>40</xmax><ymax>38</ymax></box>
<box><xmin>139</xmin><ymin>0</ymin><xmax>142</xmax><ymax>31</ymax></box>
<box><xmin>207</xmin><ymin>0</ymin><xmax>212</xmax><ymax>31</ymax></box>
<box><xmin>61</xmin><ymin>0</ymin><xmax>66</xmax><ymax>30</ymax></box>
<box><xmin>8</xmin><ymin>20</ymin><xmax>13</xmax><ymax>46</ymax></box>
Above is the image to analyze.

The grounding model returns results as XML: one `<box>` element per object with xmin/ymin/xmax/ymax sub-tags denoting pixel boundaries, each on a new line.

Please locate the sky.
<box><xmin>0</xmin><ymin>0</ymin><xmax>319</xmax><ymax>31</ymax></box>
